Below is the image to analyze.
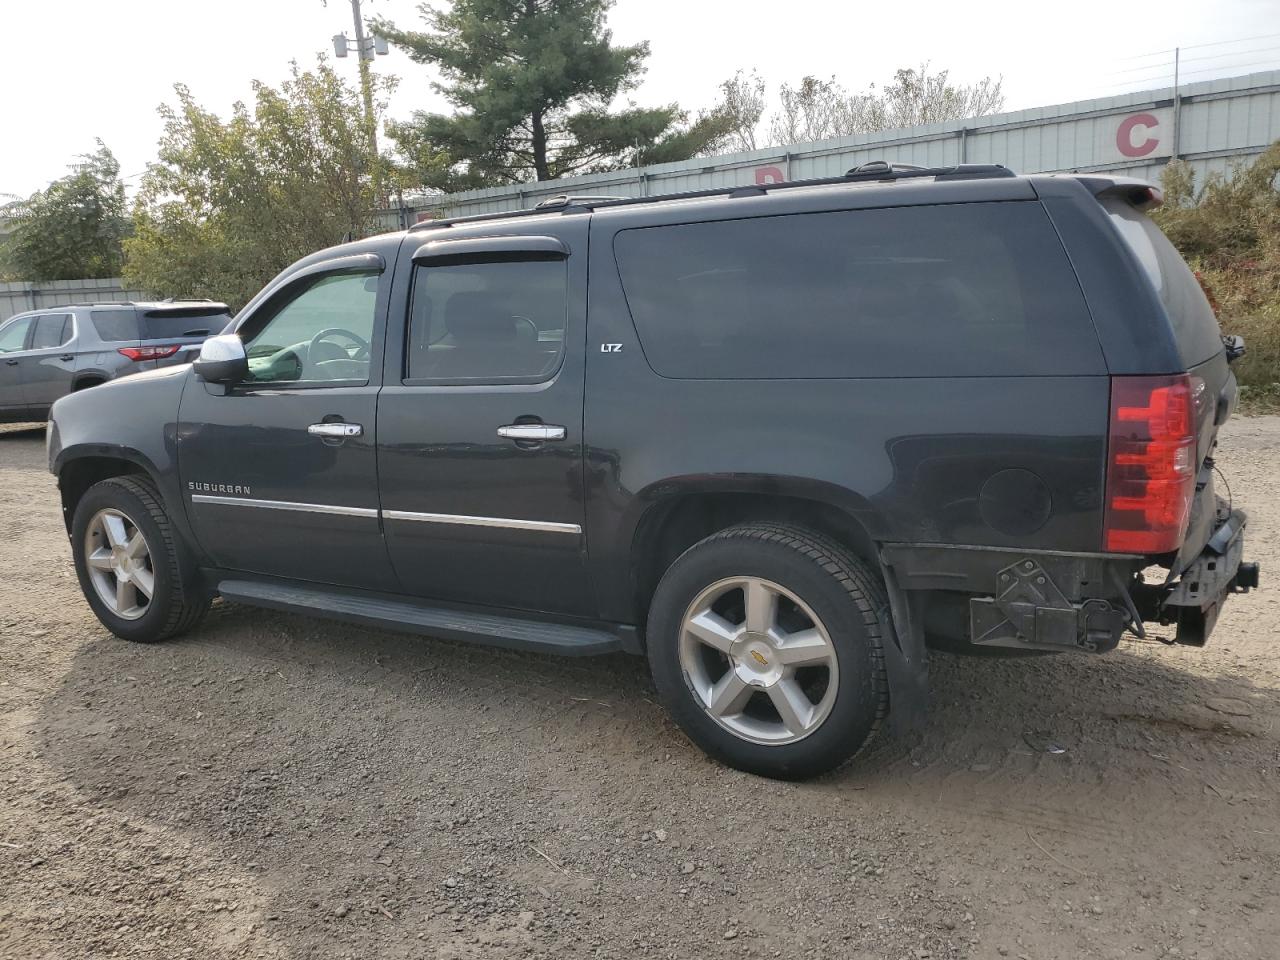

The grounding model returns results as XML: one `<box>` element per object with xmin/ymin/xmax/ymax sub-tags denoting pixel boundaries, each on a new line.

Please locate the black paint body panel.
<box><xmin>47</xmin><ymin>171</ymin><xmax>1238</xmax><ymax>645</ymax></box>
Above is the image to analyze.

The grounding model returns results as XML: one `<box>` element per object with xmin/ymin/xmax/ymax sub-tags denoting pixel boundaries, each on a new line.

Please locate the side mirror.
<box><xmin>193</xmin><ymin>334</ymin><xmax>249</xmax><ymax>385</ymax></box>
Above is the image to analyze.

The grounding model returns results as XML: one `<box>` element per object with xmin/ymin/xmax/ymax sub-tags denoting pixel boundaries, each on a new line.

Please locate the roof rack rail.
<box><xmin>409</xmin><ymin>162</ymin><xmax>1016</xmax><ymax>232</ymax></box>
<box><xmin>533</xmin><ymin>194</ymin><xmax>631</xmax><ymax>210</ymax></box>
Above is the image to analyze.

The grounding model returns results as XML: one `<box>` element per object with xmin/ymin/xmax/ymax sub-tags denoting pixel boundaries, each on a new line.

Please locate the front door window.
<box><xmin>0</xmin><ymin>317</ymin><xmax>32</xmax><ymax>354</ymax></box>
<box><xmin>242</xmin><ymin>271</ymin><xmax>380</xmax><ymax>384</ymax></box>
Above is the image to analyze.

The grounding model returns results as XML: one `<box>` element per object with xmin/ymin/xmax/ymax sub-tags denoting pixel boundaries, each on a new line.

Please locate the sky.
<box><xmin>2</xmin><ymin>0</ymin><xmax>1279</xmax><ymax>199</ymax></box>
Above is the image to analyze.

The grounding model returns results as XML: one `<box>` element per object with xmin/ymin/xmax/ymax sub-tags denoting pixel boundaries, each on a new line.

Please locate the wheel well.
<box><xmin>72</xmin><ymin>374</ymin><xmax>107</xmax><ymax>392</ymax></box>
<box><xmin>58</xmin><ymin>457</ymin><xmax>149</xmax><ymax>532</ymax></box>
<box><xmin>630</xmin><ymin>493</ymin><xmax>877</xmax><ymax>628</ymax></box>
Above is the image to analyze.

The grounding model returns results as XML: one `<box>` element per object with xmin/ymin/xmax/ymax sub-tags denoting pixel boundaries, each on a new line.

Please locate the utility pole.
<box><xmin>1171</xmin><ymin>46</ymin><xmax>1182</xmax><ymax>161</ymax></box>
<box><xmin>350</xmin><ymin>0</ymin><xmax>376</xmax><ymax>154</ymax></box>
<box><xmin>331</xmin><ymin>0</ymin><xmax>389</xmax><ymax>197</ymax></box>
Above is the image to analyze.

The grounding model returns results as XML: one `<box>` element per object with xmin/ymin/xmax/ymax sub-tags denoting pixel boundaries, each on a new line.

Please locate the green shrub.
<box><xmin>1153</xmin><ymin>143</ymin><xmax>1280</xmax><ymax>412</ymax></box>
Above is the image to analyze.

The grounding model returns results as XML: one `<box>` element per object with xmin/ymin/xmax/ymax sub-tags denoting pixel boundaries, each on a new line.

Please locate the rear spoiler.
<box><xmin>142</xmin><ymin>304</ymin><xmax>231</xmax><ymax>319</ymax></box>
<box><xmin>1072</xmin><ymin>174</ymin><xmax>1163</xmax><ymax>211</ymax></box>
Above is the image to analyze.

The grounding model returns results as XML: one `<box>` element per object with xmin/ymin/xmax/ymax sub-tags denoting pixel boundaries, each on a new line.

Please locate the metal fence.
<box><xmin>0</xmin><ymin>277</ymin><xmax>147</xmax><ymax>323</ymax></box>
<box><xmin>394</xmin><ymin>68</ymin><xmax>1280</xmax><ymax>224</ymax></box>
<box><xmin>8</xmin><ymin>70</ymin><xmax>1278</xmax><ymax>310</ymax></box>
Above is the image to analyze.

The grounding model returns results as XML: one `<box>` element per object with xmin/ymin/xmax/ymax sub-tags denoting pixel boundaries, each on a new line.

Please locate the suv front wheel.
<box><xmin>71</xmin><ymin>476</ymin><xmax>210</xmax><ymax>643</ymax></box>
<box><xmin>647</xmin><ymin>523</ymin><xmax>889</xmax><ymax>780</ymax></box>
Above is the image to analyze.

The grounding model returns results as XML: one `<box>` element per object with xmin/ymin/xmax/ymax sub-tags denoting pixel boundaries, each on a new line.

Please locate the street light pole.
<box><xmin>349</xmin><ymin>0</ymin><xmax>376</xmax><ymax>157</ymax></box>
<box><xmin>331</xmin><ymin>0</ymin><xmax>389</xmax><ymax>199</ymax></box>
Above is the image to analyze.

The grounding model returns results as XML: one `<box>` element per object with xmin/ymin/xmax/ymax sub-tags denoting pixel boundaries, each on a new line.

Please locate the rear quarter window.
<box><xmin>613</xmin><ymin>201</ymin><xmax>1105</xmax><ymax>379</ymax></box>
<box><xmin>1102</xmin><ymin>199</ymin><xmax>1223</xmax><ymax>367</ymax></box>
<box><xmin>90</xmin><ymin>308</ymin><xmax>141</xmax><ymax>342</ymax></box>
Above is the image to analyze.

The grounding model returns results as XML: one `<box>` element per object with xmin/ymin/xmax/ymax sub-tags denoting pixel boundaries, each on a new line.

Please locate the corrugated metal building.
<box><xmin>0</xmin><ymin>277</ymin><xmax>147</xmax><ymax>323</ymax></box>
<box><xmin>418</xmin><ymin>68</ymin><xmax>1280</xmax><ymax>221</ymax></box>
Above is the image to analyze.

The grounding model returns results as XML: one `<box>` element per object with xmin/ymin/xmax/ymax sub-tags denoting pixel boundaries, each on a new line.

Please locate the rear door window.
<box><xmin>30</xmin><ymin>314</ymin><xmax>72</xmax><ymax>349</ymax></box>
<box><xmin>405</xmin><ymin>259</ymin><xmax>567</xmax><ymax>383</ymax></box>
<box><xmin>91</xmin><ymin>308</ymin><xmax>141</xmax><ymax>342</ymax></box>
<box><xmin>1103</xmin><ymin>199</ymin><xmax>1223</xmax><ymax>366</ymax></box>
<box><xmin>613</xmin><ymin>201</ymin><xmax>1105</xmax><ymax>379</ymax></box>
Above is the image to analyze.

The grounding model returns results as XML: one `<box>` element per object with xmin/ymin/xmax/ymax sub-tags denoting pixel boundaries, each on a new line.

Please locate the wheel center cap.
<box><xmin>731</xmin><ymin>632</ymin><xmax>782</xmax><ymax>686</ymax></box>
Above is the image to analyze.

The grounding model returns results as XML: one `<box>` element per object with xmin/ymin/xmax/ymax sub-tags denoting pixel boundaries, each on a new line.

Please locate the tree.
<box><xmin>1152</xmin><ymin>144</ymin><xmax>1280</xmax><ymax>402</ymax></box>
<box><xmin>0</xmin><ymin>144</ymin><xmax>128</xmax><ymax>281</ymax></box>
<box><xmin>378</xmin><ymin>0</ymin><xmax>732</xmax><ymax>189</ymax></box>
<box><xmin>124</xmin><ymin>62</ymin><xmax>390</xmax><ymax>309</ymax></box>
<box><xmin>768</xmin><ymin>76</ymin><xmax>872</xmax><ymax>146</ymax></box>
<box><xmin>763</xmin><ymin>64</ymin><xmax>1005</xmax><ymax>146</ymax></box>
<box><xmin>717</xmin><ymin>70</ymin><xmax>767</xmax><ymax>154</ymax></box>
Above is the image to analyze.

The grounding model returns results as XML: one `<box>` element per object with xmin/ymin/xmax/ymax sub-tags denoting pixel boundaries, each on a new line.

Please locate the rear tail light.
<box><xmin>1104</xmin><ymin>374</ymin><xmax>1197</xmax><ymax>554</ymax></box>
<box><xmin>118</xmin><ymin>345</ymin><xmax>181</xmax><ymax>361</ymax></box>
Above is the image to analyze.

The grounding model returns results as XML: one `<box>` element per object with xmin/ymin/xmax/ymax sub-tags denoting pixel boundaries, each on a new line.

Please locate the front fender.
<box><xmin>48</xmin><ymin>365</ymin><xmax>198</xmax><ymax>550</ymax></box>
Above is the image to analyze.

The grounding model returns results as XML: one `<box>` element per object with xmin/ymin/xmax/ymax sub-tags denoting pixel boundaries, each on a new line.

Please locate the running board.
<box><xmin>216</xmin><ymin>579</ymin><xmax>624</xmax><ymax>657</ymax></box>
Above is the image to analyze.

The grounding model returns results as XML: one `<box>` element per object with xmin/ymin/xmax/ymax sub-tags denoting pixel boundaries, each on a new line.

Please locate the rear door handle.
<box><xmin>497</xmin><ymin>424</ymin><xmax>566</xmax><ymax>442</ymax></box>
<box><xmin>4</xmin><ymin>359</ymin><xmax>17</xmax><ymax>366</ymax></box>
<box><xmin>308</xmin><ymin>422</ymin><xmax>363</xmax><ymax>438</ymax></box>
<box><xmin>60</xmin><ymin>354</ymin><xmax>74</xmax><ymax>362</ymax></box>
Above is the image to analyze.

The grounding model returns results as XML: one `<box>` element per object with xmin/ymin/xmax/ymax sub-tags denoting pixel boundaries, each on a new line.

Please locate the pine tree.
<box><xmin>378</xmin><ymin>0</ymin><xmax>731</xmax><ymax>189</ymax></box>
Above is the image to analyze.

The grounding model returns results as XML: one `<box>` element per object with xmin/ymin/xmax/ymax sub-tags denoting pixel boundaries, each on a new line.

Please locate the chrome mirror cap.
<box><xmin>193</xmin><ymin>334</ymin><xmax>248</xmax><ymax>384</ymax></box>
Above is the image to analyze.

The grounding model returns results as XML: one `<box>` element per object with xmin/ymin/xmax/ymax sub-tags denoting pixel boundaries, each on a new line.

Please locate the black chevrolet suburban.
<box><xmin>47</xmin><ymin>163</ymin><xmax>1259</xmax><ymax>779</ymax></box>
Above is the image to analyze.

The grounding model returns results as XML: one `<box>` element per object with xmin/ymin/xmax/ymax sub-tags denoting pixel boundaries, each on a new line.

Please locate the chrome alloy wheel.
<box><xmin>84</xmin><ymin>508</ymin><xmax>155</xmax><ymax>621</ymax></box>
<box><xmin>678</xmin><ymin>576</ymin><xmax>840</xmax><ymax>745</ymax></box>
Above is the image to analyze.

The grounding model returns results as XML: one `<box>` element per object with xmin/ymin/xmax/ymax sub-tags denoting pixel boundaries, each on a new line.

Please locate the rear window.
<box><xmin>141</xmin><ymin>308</ymin><xmax>230</xmax><ymax>340</ymax></box>
<box><xmin>613</xmin><ymin>201</ymin><xmax>1104</xmax><ymax>379</ymax></box>
<box><xmin>1103</xmin><ymin>199</ymin><xmax>1223</xmax><ymax>366</ymax></box>
<box><xmin>90</xmin><ymin>308</ymin><xmax>141</xmax><ymax>342</ymax></box>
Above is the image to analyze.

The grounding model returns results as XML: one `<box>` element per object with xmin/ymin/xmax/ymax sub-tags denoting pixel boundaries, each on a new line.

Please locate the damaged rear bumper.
<box><xmin>1133</xmin><ymin>508</ymin><xmax>1258</xmax><ymax>646</ymax></box>
<box><xmin>880</xmin><ymin>516</ymin><xmax>1259</xmax><ymax>655</ymax></box>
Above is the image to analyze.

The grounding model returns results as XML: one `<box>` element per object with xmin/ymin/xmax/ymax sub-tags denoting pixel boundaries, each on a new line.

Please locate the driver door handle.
<box><xmin>308</xmin><ymin>422</ymin><xmax>363</xmax><ymax>438</ymax></box>
<box><xmin>497</xmin><ymin>423</ymin><xmax>566</xmax><ymax>442</ymax></box>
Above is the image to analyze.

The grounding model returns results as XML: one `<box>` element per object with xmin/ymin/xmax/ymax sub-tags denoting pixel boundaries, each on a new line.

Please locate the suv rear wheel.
<box><xmin>647</xmin><ymin>523</ymin><xmax>888</xmax><ymax>780</ymax></box>
<box><xmin>71</xmin><ymin>476</ymin><xmax>209</xmax><ymax>643</ymax></box>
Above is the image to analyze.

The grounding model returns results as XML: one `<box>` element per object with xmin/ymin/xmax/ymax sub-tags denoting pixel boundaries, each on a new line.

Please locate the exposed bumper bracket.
<box><xmin>1147</xmin><ymin>508</ymin><xmax>1255</xmax><ymax>647</ymax></box>
<box><xmin>969</xmin><ymin>557</ymin><xmax>1126</xmax><ymax>653</ymax></box>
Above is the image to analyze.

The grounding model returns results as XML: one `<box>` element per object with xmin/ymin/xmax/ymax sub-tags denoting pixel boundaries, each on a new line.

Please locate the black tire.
<box><xmin>647</xmin><ymin>523</ymin><xmax>889</xmax><ymax>780</ymax></box>
<box><xmin>71</xmin><ymin>476</ymin><xmax>209</xmax><ymax>643</ymax></box>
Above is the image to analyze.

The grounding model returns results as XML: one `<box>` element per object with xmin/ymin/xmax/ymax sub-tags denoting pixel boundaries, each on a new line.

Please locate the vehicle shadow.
<box><xmin>28</xmin><ymin>599</ymin><xmax>1280</xmax><ymax>956</ymax></box>
<box><xmin>0</xmin><ymin>424</ymin><xmax>45</xmax><ymax>441</ymax></box>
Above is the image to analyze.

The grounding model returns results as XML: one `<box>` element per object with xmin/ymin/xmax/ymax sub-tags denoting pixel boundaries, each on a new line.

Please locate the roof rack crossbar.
<box><xmin>409</xmin><ymin>162</ymin><xmax>1015</xmax><ymax>232</ymax></box>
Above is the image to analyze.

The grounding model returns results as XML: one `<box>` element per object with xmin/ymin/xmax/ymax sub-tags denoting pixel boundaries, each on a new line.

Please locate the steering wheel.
<box><xmin>309</xmin><ymin>327</ymin><xmax>371</xmax><ymax>363</ymax></box>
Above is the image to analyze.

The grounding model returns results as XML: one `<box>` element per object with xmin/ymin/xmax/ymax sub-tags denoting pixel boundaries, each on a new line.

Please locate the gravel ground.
<box><xmin>1</xmin><ymin>417</ymin><xmax>1278</xmax><ymax>960</ymax></box>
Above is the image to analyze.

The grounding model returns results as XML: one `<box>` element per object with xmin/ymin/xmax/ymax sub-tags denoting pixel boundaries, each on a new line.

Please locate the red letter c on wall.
<box><xmin>755</xmin><ymin>166</ymin><xmax>785</xmax><ymax>185</ymax></box>
<box><xmin>1117</xmin><ymin>113</ymin><xmax>1160</xmax><ymax>158</ymax></box>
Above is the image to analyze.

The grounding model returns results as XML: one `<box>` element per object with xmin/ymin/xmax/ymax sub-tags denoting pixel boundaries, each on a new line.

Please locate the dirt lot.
<box><xmin>1</xmin><ymin>419</ymin><xmax>1278</xmax><ymax>960</ymax></box>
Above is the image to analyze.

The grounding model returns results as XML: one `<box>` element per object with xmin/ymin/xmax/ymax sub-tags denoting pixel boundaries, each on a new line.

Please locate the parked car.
<box><xmin>46</xmin><ymin>162</ymin><xmax>1259</xmax><ymax>780</ymax></box>
<box><xmin>0</xmin><ymin>300</ymin><xmax>230</xmax><ymax>423</ymax></box>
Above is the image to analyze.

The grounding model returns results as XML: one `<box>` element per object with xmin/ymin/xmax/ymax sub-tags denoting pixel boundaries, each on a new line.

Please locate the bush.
<box><xmin>1153</xmin><ymin>143</ymin><xmax>1280</xmax><ymax>412</ymax></box>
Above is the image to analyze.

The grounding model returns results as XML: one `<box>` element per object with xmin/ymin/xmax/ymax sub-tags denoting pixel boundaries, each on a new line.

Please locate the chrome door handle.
<box><xmin>497</xmin><ymin>424</ymin><xmax>566</xmax><ymax>442</ymax></box>
<box><xmin>308</xmin><ymin>422</ymin><xmax>363</xmax><ymax>438</ymax></box>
